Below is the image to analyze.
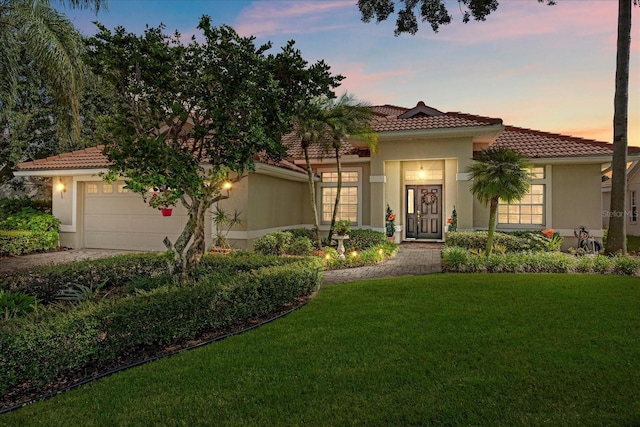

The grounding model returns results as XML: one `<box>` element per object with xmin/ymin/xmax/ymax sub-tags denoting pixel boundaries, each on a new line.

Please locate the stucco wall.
<box><xmin>373</xmin><ymin>135</ymin><xmax>475</xmax><ymax>235</ymax></box>
<box><xmin>552</xmin><ymin>164</ymin><xmax>602</xmax><ymax>235</ymax></box>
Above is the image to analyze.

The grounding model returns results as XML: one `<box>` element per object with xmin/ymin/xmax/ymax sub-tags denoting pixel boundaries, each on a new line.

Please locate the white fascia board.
<box><xmin>12</xmin><ymin>168</ymin><xmax>108</xmax><ymax>177</ymax></box>
<box><xmin>292</xmin><ymin>155</ymin><xmax>371</xmax><ymax>165</ymax></box>
<box><xmin>527</xmin><ymin>155</ymin><xmax>640</xmax><ymax>165</ymax></box>
<box><xmin>377</xmin><ymin>125</ymin><xmax>504</xmax><ymax>141</ymax></box>
<box><xmin>254</xmin><ymin>163</ymin><xmax>310</xmax><ymax>183</ymax></box>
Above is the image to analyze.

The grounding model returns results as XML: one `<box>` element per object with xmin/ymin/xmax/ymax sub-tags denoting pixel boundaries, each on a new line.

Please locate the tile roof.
<box><xmin>15</xmin><ymin>102</ymin><xmax>638</xmax><ymax>172</ymax></box>
<box><xmin>15</xmin><ymin>144</ymin><xmax>308</xmax><ymax>175</ymax></box>
<box><xmin>372</xmin><ymin>111</ymin><xmax>502</xmax><ymax>133</ymax></box>
<box><xmin>15</xmin><ymin>146</ymin><xmax>111</xmax><ymax>171</ymax></box>
<box><xmin>492</xmin><ymin>126</ymin><xmax>640</xmax><ymax>159</ymax></box>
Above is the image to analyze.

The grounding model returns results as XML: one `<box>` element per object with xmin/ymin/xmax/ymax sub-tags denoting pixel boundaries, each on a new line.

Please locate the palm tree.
<box><xmin>294</xmin><ymin>101</ymin><xmax>327</xmax><ymax>249</ymax></box>
<box><xmin>322</xmin><ymin>94</ymin><xmax>378</xmax><ymax>238</ymax></box>
<box><xmin>466</xmin><ymin>147</ymin><xmax>531</xmax><ymax>256</ymax></box>
<box><xmin>0</xmin><ymin>0</ymin><xmax>104</xmax><ymax>138</ymax></box>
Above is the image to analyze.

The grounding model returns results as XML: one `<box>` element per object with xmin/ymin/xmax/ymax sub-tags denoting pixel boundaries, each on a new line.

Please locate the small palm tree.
<box><xmin>466</xmin><ymin>147</ymin><xmax>531</xmax><ymax>256</ymax></box>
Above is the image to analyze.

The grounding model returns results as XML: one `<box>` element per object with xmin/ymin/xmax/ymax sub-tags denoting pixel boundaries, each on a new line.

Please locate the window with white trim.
<box><xmin>498</xmin><ymin>167</ymin><xmax>546</xmax><ymax>225</ymax></box>
<box><xmin>87</xmin><ymin>183</ymin><xmax>98</xmax><ymax>194</ymax></box>
<box><xmin>630</xmin><ymin>190</ymin><xmax>637</xmax><ymax>224</ymax></box>
<box><xmin>319</xmin><ymin>169</ymin><xmax>361</xmax><ymax>224</ymax></box>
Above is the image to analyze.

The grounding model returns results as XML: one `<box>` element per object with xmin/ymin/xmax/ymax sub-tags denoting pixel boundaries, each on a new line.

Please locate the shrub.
<box><xmin>0</xmin><ymin>197</ymin><xmax>51</xmax><ymax>215</ymax></box>
<box><xmin>0</xmin><ymin>230</ymin><xmax>59</xmax><ymax>255</ymax></box>
<box><xmin>0</xmin><ymin>290</ymin><xmax>38</xmax><ymax>320</ymax></box>
<box><xmin>445</xmin><ymin>230</ymin><xmax>562</xmax><ymax>253</ymax></box>
<box><xmin>324</xmin><ymin>242</ymin><xmax>398</xmax><ymax>270</ymax></box>
<box><xmin>612</xmin><ymin>254</ymin><xmax>640</xmax><ymax>276</ymax></box>
<box><xmin>442</xmin><ymin>246</ymin><xmax>471</xmax><ymax>272</ymax></box>
<box><xmin>253</xmin><ymin>231</ymin><xmax>292</xmax><ymax>256</ymax></box>
<box><xmin>344</xmin><ymin>229</ymin><xmax>387</xmax><ymax>251</ymax></box>
<box><xmin>0</xmin><ymin>255</ymin><xmax>323</xmax><ymax>396</ymax></box>
<box><xmin>0</xmin><ymin>253</ymin><xmax>167</xmax><ymax>303</ymax></box>
<box><xmin>0</xmin><ymin>208</ymin><xmax>60</xmax><ymax>232</ymax></box>
<box><xmin>288</xmin><ymin>236</ymin><xmax>313</xmax><ymax>256</ymax></box>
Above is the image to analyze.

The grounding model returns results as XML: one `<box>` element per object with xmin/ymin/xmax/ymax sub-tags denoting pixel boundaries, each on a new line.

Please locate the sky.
<box><xmin>61</xmin><ymin>0</ymin><xmax>640</xmax><ymax>146</ymax></box>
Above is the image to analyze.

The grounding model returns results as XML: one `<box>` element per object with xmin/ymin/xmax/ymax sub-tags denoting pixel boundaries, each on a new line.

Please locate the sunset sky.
<box><xmin>62</xmin><ymin>0</ymin><xmax>640</xmax><ymax>146</ymax></box>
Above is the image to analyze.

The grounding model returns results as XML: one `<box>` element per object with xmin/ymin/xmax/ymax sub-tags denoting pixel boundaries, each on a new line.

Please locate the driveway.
<box><xmin>0</xmin><ymin>249</ymin><xmax>138</xmax><ymax>275</ymax></box>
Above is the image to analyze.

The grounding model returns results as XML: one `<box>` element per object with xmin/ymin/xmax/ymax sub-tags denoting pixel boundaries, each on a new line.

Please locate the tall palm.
<box><xmin>0</xmin><ymin>0</ymin><xmax>104</xmax><ymax>138</ymax></box>
<box><xmin>322</xmin><ymin>93</ymin><xmax>378</xmax><ymax>238</ymax></box>
<box><xmin>466</xmin><ymin>147</ymin><xmax>531</xmax><ymax>256</ymax></box>
<box><xmin>295</xmin><ymin>101</ymin><xmax>327</xmax><ymax>249</ymax></box>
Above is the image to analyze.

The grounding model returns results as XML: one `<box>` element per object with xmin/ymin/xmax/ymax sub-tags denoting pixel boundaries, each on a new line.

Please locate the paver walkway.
<box><xmin>0</xmin><ymin>244</ymin><xmax>442</xmax><ymax>283</ymax></box>
<box><xmin>322</xmin><ymin>242</ymin><xmax>442</xmax><ymax>284</ymax></box>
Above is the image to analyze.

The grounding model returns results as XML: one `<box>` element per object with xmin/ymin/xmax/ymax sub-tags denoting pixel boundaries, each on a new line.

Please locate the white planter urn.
<box><xmin>332</xmin><ymin>234</ymin><xmax>349</xmax><ymax>259</ymax></box>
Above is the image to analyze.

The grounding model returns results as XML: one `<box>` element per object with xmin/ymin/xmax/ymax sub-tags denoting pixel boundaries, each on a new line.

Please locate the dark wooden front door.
<box><xmin>406</xmin><ymin>185</ymin><xmax>442</xmax><ymax>239</ymax></box>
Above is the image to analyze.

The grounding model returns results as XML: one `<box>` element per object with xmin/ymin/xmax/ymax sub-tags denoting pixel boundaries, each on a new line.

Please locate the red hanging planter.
<box><xmin>160</xmin><ymin>208</ymin><xmax>173</xmax><ymax>217</ymax></box>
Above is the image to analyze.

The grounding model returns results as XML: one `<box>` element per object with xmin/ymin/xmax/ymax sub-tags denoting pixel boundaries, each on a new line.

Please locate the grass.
<box><xmin>2</xmin><ymin>274</ymin><xmax>640</xmax><ymax>426</ymax></box>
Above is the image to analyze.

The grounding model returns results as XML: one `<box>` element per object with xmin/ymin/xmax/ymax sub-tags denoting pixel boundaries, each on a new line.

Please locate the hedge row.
<box><xmin>445</xmin><ymin>230</ymin><xmax>559</xmax><ymax>253</ymax></box>
<box><xmin>0</xmin><ymin>230</ymin><xmax>59</xmax><ymax>256</ymax></box>
<box><xmin>0</xmin><ymin>255</ymin><xmax>323</xmax><ymax>396</ymax></box>
<box><xmin>442</xmin><ymin>246</ymin><xmax>639</xmax><ymax>275</ymax></box>
<box><xmin>0</xmin><ymin>253</ymin><xmax>168</xmax><ymax>303</ymax></box>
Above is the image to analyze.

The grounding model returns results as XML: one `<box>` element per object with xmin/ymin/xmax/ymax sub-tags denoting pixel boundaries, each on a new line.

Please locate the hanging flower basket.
<box><xmin>161</xmin><ymin>208</ymin><xmax>173</xmax><ymax>217</ymax></box>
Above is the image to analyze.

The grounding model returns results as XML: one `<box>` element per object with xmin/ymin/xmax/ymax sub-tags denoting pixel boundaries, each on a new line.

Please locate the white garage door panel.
<box><xmin>84</xmin><ymin>183</ymin><xmax>190</xmax><ymax>251</ymax></box>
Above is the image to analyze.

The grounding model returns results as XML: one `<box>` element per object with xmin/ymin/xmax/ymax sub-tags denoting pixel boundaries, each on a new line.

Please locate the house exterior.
<box><xmin>15</xmin><ymin>101</ymin><xmax>640</xmax><ymax>251</ymax></box>
<box><xmin>602</xmin><ymin>160</ymin><xmax>640</xmax><ymax>236</ymax></box>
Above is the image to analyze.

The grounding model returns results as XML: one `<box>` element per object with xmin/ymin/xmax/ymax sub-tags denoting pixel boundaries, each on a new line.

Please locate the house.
<box><xmin>14</xmin><ymin>101</ymin><xmax>640</xmax><ymax>251</ymax></box>
<box><xmin>602</xmin><ymin>160</ymin><xmax>640</xmax><ymax>236</ymax></box>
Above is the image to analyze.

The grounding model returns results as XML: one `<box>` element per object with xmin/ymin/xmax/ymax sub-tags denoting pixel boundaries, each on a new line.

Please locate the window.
<box><xmin>498</xmin><ymin>184</ymin><xmax>545</xmax><ymax>225</ymax></box>
<box><xmin>117</xmin><ymin>184</ymin><xmax>129</xmax><ymax>193</ymax></box>
<box><xmin>87</xmin><ymin>183</ymin><xmax>98</xmax><ymax>194</ymax></box>
<box><xmin>405</xmin><ymin>169</ymin><xmax>443</xmax><ymax>181</ymax></box>
<box><xmin>319</xmin><ymin>169</ymin><xmax>361</xmax><ymax>224</ymax></box>
<box><xmin>102</xmin><ymin>184</ymin><xmax>113</xmax><ymax>194</ymax></box>
<box><xmin>631</xmin><ymin>190</ymin><xmax>638</xmax><ymax>224</ymax></box>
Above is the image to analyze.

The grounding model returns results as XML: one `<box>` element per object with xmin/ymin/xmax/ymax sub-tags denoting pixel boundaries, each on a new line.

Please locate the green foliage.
<box><xmin>333</xmin><ymin>220</ymin><xmax>351</xmax><ymax>236</ymax></box>
<box><xmin>85</xmin><ymin>20</ymin><xmax>342</xmax><ymax>278</ymax></box>
<box><xmin>55</xmin><ymin>281</ymin><xmax>108</xmax><ymax>303</ymax></box>
<box><xmin>385</xmin><ymin>204</ymin><xmax>396</xmax><ymax>237</ymax></box>
<box><xmin>465</xmin><ymin>147</ymin><xmax>531</xmax><ymax>256</ymax></box>
<box><xmin>0</xmin><ymin>290</ymin><xmax>37</xmax><ymax>320</ymax></box>
<box><xmin>343</xmin><ymin>229</ymin><xmax>388</xmax><ymax>251</ymax></box>
<box><xmin>288</xmin><ymin>237</ymin><xmax>314</xmax><ymax>256</ymax></box>
<box><xmin>442</xmin><ymin>246</ymin><xmax>639</xmax><ymax>276</ymax></box>
<box><xmin>0</xmin><ymin>255</ymin><xmax>322</xmax><ymax>396</ymax></box>
<box><xmin>0</xmin><ymin>197</ymin><xmax>51</xmax><ymax>214</ymax></box>
<box><xmin>324</xmin><ymin>242</ymin><xmax>398</xmax><ymax>270</ymax></box>
<box><xmin>0</xmin><ymin>253</ymin><xmax>167</xmax><ymax>304</ymax></box>
<box><xmin>445</xmin><ymin>230</ymin><xmax>562</xmax><ymax>253</ymax></box>
<box><xmin>0</xmin><ymin>230</ymin><xmax>59</xmax><ymax>255</ymax></box>
<box><xmin>253</xmin><ymin>232</ymin><xmax>292</xmax><ymax>256</ymax></box>
<box><xmin>612</xmin><ymin>254</ymin><xmax>639</xmax><ymax>276</ymax></box>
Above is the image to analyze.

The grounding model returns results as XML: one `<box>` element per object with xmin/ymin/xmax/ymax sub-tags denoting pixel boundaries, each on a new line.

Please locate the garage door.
<box><xmin>83</xmin><ymin>181</ymin><xmax>189</xmax><ymax>251</ymax></box>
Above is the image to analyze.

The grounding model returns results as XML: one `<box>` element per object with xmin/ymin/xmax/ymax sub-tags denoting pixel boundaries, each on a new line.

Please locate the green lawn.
<box><xmin>2</xmin><ymin>274</ymin><xmax>640</xmax><ymax>426</ymax></box>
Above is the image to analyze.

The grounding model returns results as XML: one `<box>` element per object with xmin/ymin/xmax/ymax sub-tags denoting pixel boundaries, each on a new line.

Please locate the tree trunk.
<box><xmin>328</xmin><ymin>145</ymin><xmax>342</xmax><ymax>238</ymax></box>
<box><xmin>605</xmin><ymin>0</ymin><xmax>631</xmax><ymax>255</ymax></box>
<box><xmin>163</xmin><ymin>193</ymin><xmax>212</xmax><ymax>283</ymax></box>
<box><xmin>485</xmin><ymin>197</ymin><xmax>499</xmax><ymax>257</ymax></box>
<box><xmin>303</xmin><ymin>145</ymin><xmax>322</xmax><ymax>249</ymax></box>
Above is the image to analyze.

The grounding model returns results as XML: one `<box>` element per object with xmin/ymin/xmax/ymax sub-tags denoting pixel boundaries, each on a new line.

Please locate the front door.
<box><xmin>405</xmin><ymin>185</ymin><xmax>442</xmax><ymax>240</ymax></box>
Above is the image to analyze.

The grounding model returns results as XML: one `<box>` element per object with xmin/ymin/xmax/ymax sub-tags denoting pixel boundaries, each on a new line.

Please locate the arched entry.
<box><xmin>405</xmin><ymin>185</ymin><xmax>442</xmax><ymax>240</ymax></box>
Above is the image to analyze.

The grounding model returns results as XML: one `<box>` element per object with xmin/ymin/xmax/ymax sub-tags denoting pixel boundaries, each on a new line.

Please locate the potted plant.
<box><xmin>334</xmin><ymin>219</ymin><xmax>351</xmax><ymax>236</ymax></box>
<box><xmin>385</xmin><ymin>204</ymin><xmax>396</xmax><ymax>242</ymax></box>
<box><xmin>148</xmin><ymin>188</ymin><xmax>175</xmax><ymax>216</ymax></box>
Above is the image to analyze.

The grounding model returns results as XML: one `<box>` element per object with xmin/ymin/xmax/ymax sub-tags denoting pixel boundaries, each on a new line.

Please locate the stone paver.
<box><xmin>322</xmin><ymin>243</ymin><xmax>442</xmax><ymax>284</ymax></box>
<box><xmin>0</xmin><ymin>244</ymin><xmax>442</xmax><ymax>284</ymax></box>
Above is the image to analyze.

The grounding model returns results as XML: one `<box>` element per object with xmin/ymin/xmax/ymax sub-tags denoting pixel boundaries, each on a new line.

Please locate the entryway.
<box><xmin>405</xmin><ymin>185</ymin><xmax>442</xmax><ymax>240</ymax></box>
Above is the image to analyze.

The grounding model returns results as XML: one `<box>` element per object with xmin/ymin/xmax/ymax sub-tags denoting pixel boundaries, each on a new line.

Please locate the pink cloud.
<box><xmin>335</xmin><ymin>63</ymin><xmax>414</xmax><ymax>104</ymax></box>
<box><xmin>234</xmin><ymin>1</ymin><xmax>353</xmax><ymax>38</ymax></box>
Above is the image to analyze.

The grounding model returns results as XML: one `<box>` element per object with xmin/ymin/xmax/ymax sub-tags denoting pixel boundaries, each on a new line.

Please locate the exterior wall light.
<box><xmin>56</xmin><ymin>179</ymin><xmax>66</xmax><ymax>198</ymax></box>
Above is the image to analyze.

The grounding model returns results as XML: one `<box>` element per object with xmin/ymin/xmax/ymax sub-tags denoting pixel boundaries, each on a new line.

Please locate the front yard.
<box><xmin>2</xmin><ymin>274</ymin><xmax>639</xmax><ymax>425</ymax></box>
